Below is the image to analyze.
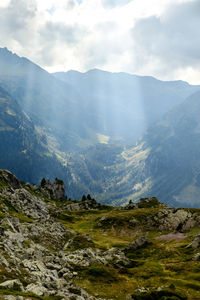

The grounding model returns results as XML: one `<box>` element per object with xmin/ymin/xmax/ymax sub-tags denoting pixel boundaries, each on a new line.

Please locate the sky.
<box><xmin>0</xmin><ymin>0</ymin><xmax>200</xmax><ymax>84</ymax></box>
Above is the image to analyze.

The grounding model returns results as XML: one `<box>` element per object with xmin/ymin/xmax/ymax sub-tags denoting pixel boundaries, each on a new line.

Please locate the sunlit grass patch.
<box><xmin>97</xmin><ymin>133</ymin><xmax>110</xmax><ymax>144</ymax></box>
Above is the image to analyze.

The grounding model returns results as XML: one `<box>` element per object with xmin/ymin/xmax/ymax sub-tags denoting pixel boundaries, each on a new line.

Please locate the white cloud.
<box><xmin>131</xmin><ymin>0</ymin><xmax>200</xmax><ymax>83</ymax></box>
<box><xmin>101</xmin><ymin>0</ymin><xmax>133</xmax><ymax>9</ymax></box>
<box><xmin>0</xmin><ymin>0</ymin><xmax>199</xmax><ymax>84</ymax></box>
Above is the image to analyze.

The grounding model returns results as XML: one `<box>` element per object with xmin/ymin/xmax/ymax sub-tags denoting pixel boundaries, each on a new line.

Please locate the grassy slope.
<box><xmin>55</xmin><ymin>205</ymin><xmax>200</xmax><ymax>300</ymax></box>
<box><xmin>1</xmin><ymin>176</ymin><xmax>200</xmax><ymax>299</ymax></box>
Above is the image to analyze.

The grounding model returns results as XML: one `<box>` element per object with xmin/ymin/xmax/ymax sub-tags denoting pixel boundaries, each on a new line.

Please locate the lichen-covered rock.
<box><xmin>103</xmin><ymin>247</ymin><xmax>132</xmax><ymax>268</ymax></box>
<box><xmin>0</xmin><ymin>279</ymin><xmax>24</xmax><ymax>291</ymax></box>
<box><xmin>151</xmin><ymin>208</ymin><xmax>200</xmax><ymax>232</ymax></box>
<box><xmin>1</xmin><ymin>188</ymin><xmax>49</xmax><ymax>219</ymax></box>
<box><xmin>26</xmin><ymin>283</ymin><xmax>48</xmax><ymax>296</ymax></box>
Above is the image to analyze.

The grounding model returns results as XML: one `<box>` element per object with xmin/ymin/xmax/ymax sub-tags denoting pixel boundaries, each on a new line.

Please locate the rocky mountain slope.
<box><xmin>2</xmin><ymin>47</ymin><xmax>200</xmax><ymax>207</ymax></box>
<box><xmin>1</xmin><ymin>169</ymin><xmax>200</xmax><ymax>299</ymax></box>
<box><xmin>54</xmin><ymin>69</ymin><xmax>200</xmax><ymax>144</ymax></box>
<box><xmin>0</xmin><ymin>85</ymin><xmax>66</xmax><ymax>184</ymax></box>
<box><xmin>1</xmin><ymin>47</ymin><xmax>199</xmax><ymax>152</ymax></box>
<box><xmin>65</xmin><ymin>90</ymin><xmax>200</xmax><ymax>207</ymax></box>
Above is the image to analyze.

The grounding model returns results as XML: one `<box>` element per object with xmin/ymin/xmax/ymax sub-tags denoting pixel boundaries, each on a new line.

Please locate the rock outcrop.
<box><xmin>151</xmin><ymin>208</ymin><xmax>200</xmax><ymax>231</ymax></box>
<box><xmin>40</xmin><ymin>177</ymin><xmax>66</xmax><ymax>201</ymax></box>
<box><xmin>66</xmin><ymin>197</ymin><xmax>102</xmax><ymax>211</ymax></box>
<box><xmin>0</xmin><ymin>170</ymin><xmax>100</xmax><ymax>299</ymax></box>
<box><xmin>0</xmin><ymin>169</ymin><xmax>21</xmax><ymax>189</ymax></box>
<box><xmin>123</xmin><ymin>197</ymin><xmax>162</xmax><ymax>210</ymax></box>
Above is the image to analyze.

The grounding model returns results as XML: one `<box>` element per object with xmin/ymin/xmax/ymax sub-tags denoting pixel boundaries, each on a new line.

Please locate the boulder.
<box><xmin>193</xmin><ymin>253</ymin><xmax>200</xmax><ymax>261</ymax></box>
<box><xmin>103</xmin><ymin>247</ymin><xmax>132</xmax><ymax>268</ymax></box>
<box><xmin>126</xmin><ymin>236</ymin><xmax>151</xmax><ymax>251</ymax></box>
<box><xmin>0</xmin><ymin>279</ymin><xmax>24</xmax><ymax>291</ymax></box>
<box><xmin>152</xmin><ymin>208</ymin><xmax>200</xmax><ymax>232</ymax></box>
<box><xmin>26</xmin><ymin>283</ymin><xmax>48</xmax><ymax>296</ymax></box>
<box><xmin>189</xmin><ymin>235</ymin><xmax>200</xmax><ymax>249</ymax></box>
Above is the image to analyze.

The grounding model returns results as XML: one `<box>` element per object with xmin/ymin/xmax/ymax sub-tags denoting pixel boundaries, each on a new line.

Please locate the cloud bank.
<box><xmin>132</xmin><ymin>0</ymin><xmax>200</xmax><ymax>83</ymax></box>
<box><xmin>0</xmin><ymin>0</ymin><xmax>199</xmax><ymax>84</ymax></box>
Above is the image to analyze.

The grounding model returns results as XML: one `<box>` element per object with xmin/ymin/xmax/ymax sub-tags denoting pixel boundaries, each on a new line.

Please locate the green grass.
<box><xmin>0</xmin><ymin>289</ymin><xmax>62</xmax><ymax>300</ymax></box>
<box><xmin>2</xmin><ymin>180</ymin><xmax>200</xmax><ymax>300</ymax></box>
<box><xmin>57</xmin><ymin>206</ymin><xmax>200</xmax><ymax>299</ymax></box>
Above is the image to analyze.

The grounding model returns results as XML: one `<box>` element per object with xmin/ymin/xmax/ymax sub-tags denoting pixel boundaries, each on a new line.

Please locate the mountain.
<box><xmin>136</xmin><ymin>90</ymin><xmax>200</xmax><ymax>207</ymax></box>
<box><xmin>54</xmin><ymin>69</ymin><xmax>200</xmax><ymax>144</ymax></box>
<box><xmin>0</xmin><ymin>83</ymin><xmax>66</xmax><ymax>184</ymax></box>
<box><xmin>0</xmin><ymin>169</ymin><xmax>200</xmax><ymax>299</ymax></box>
<box><xmin>67</xmin><ymin>90</ymin><xmax>200</xmax><ymax>207</ymax></box>
<box><xmin>2</xmin><ymin>47</ymin><xmax>199</xmax><ymax>153</ymax></box>
<box><xmin>1</xmin><ymin>47</ymin><xmax>200</xmax><ymax>206</ymax></box>
<box><xmin>0</xmin><ymin>47</ymin><xmax>86</xmax><ymax>152</ymax></box>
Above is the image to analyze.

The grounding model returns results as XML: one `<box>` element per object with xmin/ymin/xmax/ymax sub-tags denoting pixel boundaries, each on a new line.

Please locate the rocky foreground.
<box><xmin>0</xmin><ymin>170</ymin><xmax>200</xmax><ymax>299</ymax></box>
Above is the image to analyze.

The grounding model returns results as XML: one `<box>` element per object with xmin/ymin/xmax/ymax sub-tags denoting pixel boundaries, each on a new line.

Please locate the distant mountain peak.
<box><xmin>0</xmin><ymin>47</ymin><xmax>18</xmax><ymax>58</ymax></box>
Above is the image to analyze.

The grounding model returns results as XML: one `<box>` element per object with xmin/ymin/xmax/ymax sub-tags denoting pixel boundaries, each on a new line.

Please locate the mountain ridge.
<box><xmin>0</xmin><ymin>82</ymin><xmax>67</xmax><ymax>185</ymax></box>
<box><xmin>1</xmin><ymin>47</ymin><xmax>200</xmax><ymax>207</ymax></box>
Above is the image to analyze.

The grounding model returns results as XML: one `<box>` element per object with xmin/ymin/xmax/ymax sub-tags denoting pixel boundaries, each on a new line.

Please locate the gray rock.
<box><xmin>0</xmin><ymin>170</ymin><xmax>21</xmax><ymax>189</ymax></box>
<box><xmin>0</xmin><ymin>254</ymin><xmax>9</xmax><ymax>267</ymax></box>
<box><xmin>3</xmin><ymin>296</ymin><xmax>20</xmax><ymax>300</ymax></box>
<box><xmin>135</xmin><ymin>287</ymin><xmax>148</xmax><ymax>293</ymax></box>
<box><xmin>40</xmin><ymin>178</ymin><xmax>66</xmax><ymax>201</ymax></box>
<box><xmin>66</xmin><ymin>199</ymin><xmax>101</xmax><ymax>212</ymax></box>
<box><xmin>152</xmin><ymin>208</ymin><xmax>200</xmax><ymax>232</ymax></box>
<box><xmin>193</xmin><ymin>252</ymin><xmax>200</xmax><ymax>261</ymax></box>
<box><xmin>2</xmin><ymin>188</ymin><xmax>49</xmax><ymax>219</ymax></box>
<box><xmin>126</xmin><ymin>236</ymin><xmax>151</xmax><ymax>250</ymax></box>
<box><xmin>0</xmin><ymin>170</ymin><xmax>101</xmax><ymax>300</ymax></box>
<box><xmin>103</xmin><ymin>247</ymin><xmax>132</xmax><ymax>267</ymax></box>
<box><xmin>189</xmin><ymin>235</ymin><xmax>200</xmax><ymax>249</ymax></box>
<box><xmin>123</xmin><ymin>202</ymin><xmax>138</xmax><ymax>210</ymax></box>
<box><xmin>0</xmin><ymin>279</ymin><xmax>24</xmax><ymax>291</ymax></box>
<box><xmin>26</xmin><ymin>283</ymin><xmax>48</xmax><ymax>296</ymax></box>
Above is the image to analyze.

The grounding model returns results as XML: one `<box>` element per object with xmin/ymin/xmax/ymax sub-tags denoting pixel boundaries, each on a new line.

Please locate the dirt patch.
<box><xmin>155</xmin><ymin>233</ymin><xmax>188</xmax><ymax>241</ymax></box>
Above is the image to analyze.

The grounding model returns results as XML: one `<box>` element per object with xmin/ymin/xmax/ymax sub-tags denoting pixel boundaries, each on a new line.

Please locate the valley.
<box><xmin>0</xmin><ymin>47</ymin><xmax>200</xmax><ymax>207</ymax></box>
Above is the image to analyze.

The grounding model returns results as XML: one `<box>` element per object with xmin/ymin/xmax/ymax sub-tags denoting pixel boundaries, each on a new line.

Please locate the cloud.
<box><xmin>37</xmin><ymin>21</ymin><xmax>88</xmax><ymax>66</ymax></box>
<box><xmin>0</xmin><ymin>0</ymin><xmax>200</xmax><ymax>84</ymax></box>
<box><xmin>131</xmin><ymin>0</ymin><xmax>200</xmax><ymax>80</ymax></box>
<box><xmin>0</xmin><ymin>0</ymin><xmax>37</xmax><ymax>45</ymax></box>
<box><xmin>40</xmin><ymin>22</ymin><xmax>86</xmax><ymax>46</ymax></box>
<box><xmin>102</xmin><ymin>0</ymin><xmax>133</xmax><ymax>9</ymax></box>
